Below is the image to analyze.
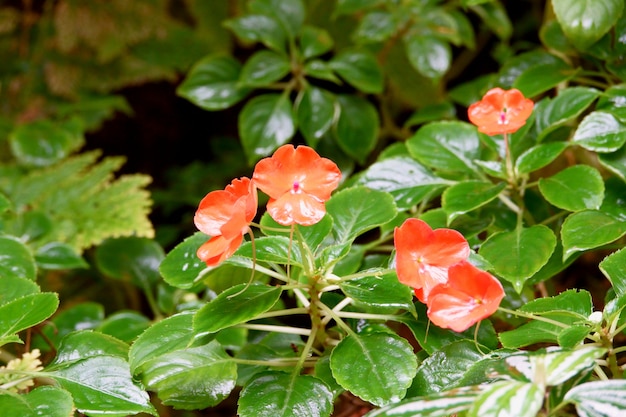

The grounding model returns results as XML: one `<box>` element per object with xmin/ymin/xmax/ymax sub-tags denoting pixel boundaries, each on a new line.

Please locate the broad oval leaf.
<box><xmin>561</xmin><ymin>210</ymin><xmax>626</xmax><ymax>261</ymax></box>
<box><xmin>552</xmin><ymin>0</ymin><xmax>624</xmax><ymax>50</ymax></box>
<box><xmin>0</xmin><ymin>293</ymin><xmax>59</xmax><ymax>346</ymax></box>
<box><xmin>97</xmin><ymin>311</ymin><xmax>151</xmax><ymax>343</ymax></box>
<box><xmin>160</xmin><ymin>232</ymin><xmax>208</xmax><ymax>289</ymax></box>
<box><xmin>538</xmin><ymin>165</ymin><xmax>604</xmax><ymax>211</ymax></box>
<box><xmin>249</xmin><ymin>0</ymin><xmax>305</xmax><ymax>40</ymax></box>
<box><xmin>535</xmin><ymin>87</ymin><xmax>599</xmax><ymax>136</ymax></box>
<box><xmin>9</xmin><ymin>120</ymin><xmax>83</xmax><ymax>168</ymax></box>
<box><xmin>176</xmin><ymin>55</ymin><xmax>251</xmax><ymax>110</ymax></box>
<box><xmin>364</xmin><ymin>387</ymin><xmax>479</xmax><ymax>417</ymax></box>
<box><xmin>297</xmin><ymin>86</ymin><xmax>335</xmax><ymax>147</ymax></box>
<box><xmin>35</xmin><ymin>242</ymin><xmax>88</xmax><ymax>270</ymax></box>
<box><xmin>407</xmin><ymin>121</ymin><xmax>480</xmax><ymax>174</ymax></box>
<box><xmin>479</xmin><ymin>225</ymin><xmax>556</xmax><ymax>292</ymax></box>
<box><xmin>325</xmin><ymin>186</ymin><xmax>397</xmax><ymax>245</ymax></box>
<box><xmin>140</xmin><ymin>340</ymin><xmax>237</xmax><ymax>410</ymax></box>
<box><xmin>238</xmin><ymin>371</ymin><xmax>334</xmax><ymax>417</ymax></box>
<box><xmin>513</xmin><ymin>60</ymin><xmax>575</xmax><ymax>97</ymax></box>
<box><xmin>95</xmin><ymin>237</ymin><xmax>164</xmax><ymax>288</ymax></box>
<box><xmin>234</xmin><ymin>236</ymin><xmax>303</xmax><ymax>266</ymax></box>
<box><xmin>239</xmin><ymin>93</ymin><xmax>296</xmax><ymax>164</ymax></box>
<box><xmin>194</xmin><ymin>283</ymin><xmax>282</xmax><ymax>335</ymax></box>
<box><xmin>564</xmin><ymin>380</ymin><xmax>626</xmax><ymax>417</ymax></box>
<box><xmin>335</xmin><ymin>94</ymin><xmax>379</xmax><ymax>164</ymax></box>
<box><xmin>515</xmin><ymin>142</ymin><xmax>568</xmax><ymax>174</ymax></box>
<box><xmin>0</xmin><ymin>386</ymin><xmax>74</xmax><ymax>417</ymax></box>
<box><xmin>330</xmin><ymin>333</ymin><xmax>417</xmax><ymax>406</ymax></box>
<box><xmin>469</xmin><ymin>380</ymin><xmax>543</xmax><ymax>417</ymax></box>
<box><xmin>599</xmin><ymin>145</ymin><xmax>626</xmax><ymax>181</ymax></box>
<box><xmin>572</xmin><ymin>111</ymin><xmax>626</xmax><ymax>152</ymax></box>
<box><xmin>224</xmin><ymin>14</ymin><xmax>286</xmax><ymax>52</ymax></box>
<box><xmin>300</xmin><ymin>25</ymin><xmax>334</xmax><ymax>59</ymax></box>
<box><xmin>329</xmin><ymin>50</ymin><xmax>383</xmax><ymax>93</ymax></box>
<box><xmin>442</xmin><ymin>181</ymin><xmax>506</xmax><ymax>223</ymax></box>
<box><xmin>600</xmin><ymin>247</ymin><xmax>626</xmax><ymax>297</ymax></box>
<box><xmin>340</xmin><ymin>272</ymin><xmax>415</xmax><ymax>314</ymax></box>
<box><xmin>48</xmin><ymin>355</ymin><xmax>157</xmax><ymax>416</ymax></box>
<box><xmin>0</xmin><ymin>276</ymin><xmax>40</xmax><ymax>305</ymax></box>
<box><xmin>51</xmin><ymin>330</ymin><xmax>129</xmax><ymax>365</ymax></box>
<box><xmin>0</xmin><ymin>235</ymin><xmax>36</xmax><ymax>280</ymax></box>
<box><xmin>239</xmin><ymin>50</ymin><xmax>291</xmax><ymax>87</ymax></box>
<box><xmin>404</xmin><ymin>34</ymin><xmax>451</xmax><ymax>80</ymax></box>
<box><xmin>354</xmin><ymin>10</ymin><xmax>397</xmax><ymax>43</ymax></box>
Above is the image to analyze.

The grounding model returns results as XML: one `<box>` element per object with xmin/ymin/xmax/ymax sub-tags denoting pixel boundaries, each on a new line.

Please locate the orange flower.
<box><xmin>394</xmin><ymin>218</ymin><xmax>470</xmax><ymax>303</ymax></box>
<box><xmin>194</xmin><ymin>177</ymin><xmax>257</xmax><ymax>266</ymax></box>
<box><xmin>427</xmin><ymin>261</ymin><xmax>504</xmax><ymax>332</ymax></box>
<box><xmin>468</xmin><ymin>87</ymin><xmax>534</xmax><ymax>135</ymax></box>
<box><xmin>252</xmin><ymin>144</ymin><xmax>341</xmax><ymax>226</ymax></box>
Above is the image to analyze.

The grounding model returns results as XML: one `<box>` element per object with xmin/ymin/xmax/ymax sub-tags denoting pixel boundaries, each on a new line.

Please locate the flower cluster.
<box><xmin>0</xmin><ymin>349</ymin><xmax>43</xmax><ymax>392</ymax></box>
<box><xmin>394</xmin><ymin>218</ymin><xmax>504</xmax><ymax>332</ymax></box>
<box><xmin>194</xmin><ymin>144</ymin><xmax>341</xmax><ymax>266</ymax></box>
<box><xmin>468</xmin><ymin>87</ymin><xmax>534</xmax><ymax>136</ymax></box>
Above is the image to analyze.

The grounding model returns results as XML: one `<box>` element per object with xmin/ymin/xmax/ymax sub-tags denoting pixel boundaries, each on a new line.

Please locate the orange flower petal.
<box><xmin>427</xmin><ymin>261</ymin><xmax>504</xmax><ymax>332</ymax></box>
<box><xmin>394</xmin><ymin>218</ymin><xmax>470</xmax><ymax>302</ymax></box>
<box><xmin>266</xmin><ymin>192</ymin><xmax>326</xmax><ymax>226</ymax></box>
<box><xmin>196</xmin><ymin>234</ymin><xmax>243</xmax><ymax>267</ymax></box>
<box><xmin>468</xmin><ymin>87</ymin><xmax>534</xmax><ymax>136</ymax></box>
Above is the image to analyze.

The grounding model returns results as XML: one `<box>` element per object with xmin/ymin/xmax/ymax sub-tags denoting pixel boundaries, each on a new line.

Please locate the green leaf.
<box><xmin>224</xmin><ymin>14</ymin><xmax>287</xmax><ymax>52</ymax></box>
<box><xmin>442</xmin><ymin>181</ymin><xmax>506</xmax><ymax>223</ymax></box>
<box><xmin>239</xmin><ymin>50</ymin><xmax>291</xmax><ymax>87</ymax></box>
<box><xmin>541</xmin><ymin>346</ymin><xmax>605</xmax><ymax>386</ymax></box>
<box><xmin>176</xmin><ymin>55</ymin><xmax>251</xmax><ymax>110</ymax></box>
<box><xmin>20</xmin><ymin>210</ymin><xmax>52</xmax><ymax>242</ymax></box>
<box><xmin>561</xmin><ymin>210</ymin><xmax>626</xmax><ymax>261</ymax></box>
<box><xmin>194</xmin><ymin>283</ymin><xmax>282</xmax><ymax>335</ymax></box>
<box><xmin>538</xmin><ymin>165</ymin><xmax>604</xmax><ymax>211</ymax></box>
<box><xmin>540</xmin><ymin>19</ymin><xmax>577</xmax><ymax>54</ymax></box>
<box><xmin>0</xmin><ymin>293</ymin><xmax>58</xmax><ymax>346</ymax></box>
<box><xmin>353</xmin><ymin>11</ymin><xmax>397</xmax><ymax>43</ymax></box>
<box><xmin>304</xmin><ymin>60</ymin><xmax>342</xmax><ymax>83</ymax></box>
<box><xmin>325</xmin><ymin>186</ymin><xmax>397</xmax><ymax>245</ymax></box>
<box><xmin>235</xmin><ymin>236</ymin><xmax>303</xmax><ymax>266</ymax></box>
<box><xmin>558</xmin><ymin>325</ymin><xmax>593</xmax><ymax>349</ymax></box>
<box><xmin>34</xmin><ymin>242</ymin><xmax>88</xmax><ymax>270</ymax></box>
<box><xmin>471</xmin><ymin>2</ymin><xmax>512</xmax><ymax>39</ymax></box>
<box><xmin>599</xmin><ymin>143</ymin><xmax>626</xmax><ymax>180</ymax></box>
<box><xmin>95</xmin><ymin>237</ymin><xmax>164</xmax><ymax>288</ymax></box>
<box><xmin>334</xmin><ymin>0</ymin><xmax>383</xmax><ymax>16</ymax></box>
<box><xmin>513</xmin><ymin>60</ymin><xmax>575</xmax><ymax>97</ymax></box>
<box><xmin>259</xmin><ymin>212</ymin><xmax>333</xmax><ymax>253</ymax></box>
<box><xmin>358</xmin><ymin>156</ymin><xmax>449</xmax><ymax>210</ymax></box>
<box><xmin>0</xmin><ymin>192</ymin><xmax>11</xmax><ymax>213</ymax></box>
<box><xmin>479</xmin><ymin>225</ymin><xmax>556</xmax><ymax>292</ymax></box>
<box><xmin>596</xmin><ymin>84</ymin><xmax>626</xmax><ymax>122</ymax></box>
<box><xmin>297</xmin><ymin>86</ymin><xmax>335</xmax><ymax>147</ymax></box>
<box><xmin>0</xmin><ymin>386</ymin><xmax>74</xmax><ymax>417</ymax></box>
<box><xmin>97</xmin><ymin>311</ymin><xmax>151</xmax><ymax>343</ymax></box>
<box><xmin>51</xmin><ymin>331</ymin><xmax>129</xmax><ymax>365</ymax></box>
<box><xmin>300</xmin><ymin>25</ymin><xmax>334</xmax><ymax>59</ymax></box>
<box><xmin>9</xmin><ymin>120</ymin><xmax>84</xmax><ymax>168</ymax></box>
<box><xmin>0</xmin><ymin>276</ymin><xmax>40</xmax><ymax>305</ymax></box>
<box><xmin>329</xmin><ymin>50</ymin><xmax>383</xmax><ymax>93</ymax></box>
<box><xmin>0</xmin><ymin>235</ymin><xmax>36</xmax><ymax>280</ymax></box>
<box><xmin>535</xmin><ymin>87</ymin><xmax>600</xmax><ymax>138</ymax></box>
<box><xmin>515</xmin><ymin>142</ymin><xmax>568</xmax><ymax>174</ymax></box>
<box><xmin>239</xmin><ymin>93</ymin><xmax>296</xmax><ymax>164</ymax></box>
<box><xmin>129</xmin><ymin>312</ymin><xmax>196</xmax><ymax>374</ymax></box>
<box><xmin>364</xmin><ymin>387</ymin><xmax>479</xmax><ymax>417</ymax></box>
<box><xmin>160</xmin><ymin>232</ymin><xmax>207</xmax><ymax>289</ymax></box>
<box><xmin>600</xmin><ymin>248</ymin><xmax>626</xmax><ymax>297</ymax></box>
<box><xmin>36</xmin><ymin>302</ymin><xmax>103</xmax><ymax>350</ymax></box>
<box><xmin>140</xmin><ymin>340</ymin><xmax>237</xmax><ymax>410</ymax></box>
<box><xmin>404</xmin><ymin>34</ymin><xmax>451</xmax><ymax>80</ymax></box>
<box><xmin>340</xmin><ymin>272</ymin><xmax>415</xmax><ymax>314</ymax></box>
<box><xmin>330</xmin><ymin>333</ymin><xmax>417</xmax><ymax>406</ymax></box>
<box><xmin>552</xmin><ymin>0</ymin><xmax>624</xmax><ymax>50</ymax></box>
<box><xmin>238</xmin><ymin>371</ymin><xmax>334</xmax><ymax>417</ymax></box>
<box><xmin>249</xmin><ymin>0</ymin><xmax>305</xmax><ymax>41</ymax></box>
<box><xmin>572</xmin><ymin>111</ymin><xmax>626</xmax><ymax>152</ymax></box>
<box><xmin>565</xmin><ymin>380</ymin><xmax>626</xmax><ymax>417</ymax></box>
<box><xmin>404</xmin><ymin>102</ymin><xmax>456</xmax><ymax>128</ymax></box>
<box><xmin>469</xmin><ymin>380</ymin><xmax>543</xmax><ymax>417</ymax></box>
<box><xmin>48</xmin><ymin>355</ymin><xmax>157</xmax><ymax>416</ymax></box>
<box><xmin>407</xmin><ymin>121</ymin><xmax>481</xmax><ymax>174</ymax></box>
<box><xmin>334</xmin><ymin>94</ymin><xmax>379</xmax><ymax>164</ymax></box>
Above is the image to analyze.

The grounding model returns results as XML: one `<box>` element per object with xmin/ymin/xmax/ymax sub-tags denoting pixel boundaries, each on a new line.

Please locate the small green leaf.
<box><xmin>9</xmin><ymin>120</ymin><xmax>84</xmax><ymax>168</ymax></box>
<box><xmin>239</xmin><ymin>93</ymin><xmax>296</xmax><ymax>164</ymax></box>
<box><xmin>407</xmin><ymin>121</ymin><xmax>480</xmax><ymax>174</ymax></box>
<box><xmin>0</xmin><ymin>386</ymin><xmax>74</xmax><ymax>417</ymax></box>
<box><xmin>597</xmin><ymin>84</ymin><xmax>626</xmax><ymax>122</ymax></box>
<box><xmin>364</xmin><ymin>387</ymin><xmax>479</xmax><ymax>417</ymax></box>
<box><xmin>552</xmin><ymin>0</ymin><xmax>624</xmax><ymax>50</ymax></box>
<box><xmin>515</xmin><ymin>142</ymin><xmax>568</xmax><ymax>174</ymax></box>
<box><xmin>558</xmin><ymin>325</ymin><xmax>592</xmax><ymax>349</ymax></box>
<box><xmin>513</xmin><ymin>60</ymin><xmax>575</xmax><ymax>97</ymax></box>
<box><xmin>304</xmin><ymin>60</ymin><xmax>342</xmax><ymax>83</ymax></box>
<box><xmin>0</xmin><ymin>276</ymin><xmax>40</xmax><ymax>305</ymax></box>
<box><xmin>442</xmin><ymin>181</ymin><xmax>506</xmax><ymax>223</ymax></box>
<box><xmin>0</xmin><ymin>235</ymin><xmax>36</xmax><ymax>280</ymax></box>
<box><xmin>239</xmin><ymin>50</ymin><xmax>291</xmax><ymax>87</ymax></box>
<box><xmin>469</xmin><ymin>380</ymin><xmax>543</xmax><ymax>417</ymax></box>
<box><xmin>404</xmin><ymin>34</ymin><xmax>451</xmax><ymax>80</ymax></box>
<box><xmin>340</xmin><ymin>272</ymin><xmax>415</xmax><ymax>314</ymax></box>
<box><xmin>325</xmin><ymin>186</ymin><xmax>397</xmax><ymax>245</ymax></box>
<box><xmin>536</xmin><ymin>87</ymin><xmax>600</xmax><ymax>135</ymax></box>
<box><xmin>48</xmin><ymin>356</ymin><xmax>157</xmax><ymax>416</ymax></box>
<box><xmin>334</xmin><ymin>94</ymin><xmax>379</xmax><ymax>164</ymax></box>
<box><xmin>176</xmin><ymin>55</ymin><xmax>251</xmax><ymax>110</ymax></box>
<box><xmin>471</xmin><ymin>2</ymin><xmax>512</xmax><ymax>39</ymax></box>
<box><xmin>51</xmin><ymin>331</ymin><xmax>129</xmax><ymax>365</ymax></box>
<box><xmin>37</xmin><ymin>302</ymin><xmax>104</xmax><ymax>350</ymax></box>
<box><xmin>0</xmin><ymin>293</ymin><xmax>58</xmax><ymax>346</ymax></box>
<box><xmin>334</xmin><ymin>0</ymin><xmax>383</xmax><ymax>16</ymax></box>
<box><xmin>97</xmin><ymin>311</ymin><xmax>151</xmax><ymax>343</ymax></box>
<box><xmin>259</xmin><ymin>212</ymin><xmax>333</xmax><ymax>253</ymax></box>
<box><xmin>565</xmin><ymin>380</ymin><xmax>626</xmax><ymax>417</ymax></box>
<box><xmin>300</xmin><ymin>25</ymin><xmax>334</xmax><ymax>59</ymax></box>
<box><xmin>95</xmin><ymin>237</ymin><xmax>164</xmax><ymax>288</ymax></box>
<box><xmin>194</xmin><ymin>283</ymin><xmax>282</xmax><ymax>335</ymax></box>
<box><xmin>141</xmin><ymin>340</ymin><xmax>237</xmax><ymax>410</ymax></box>
<box><xmin>249</xmin><ymin>0</ymin><xmax>305</xmax><ymax>40</ymax></box>
<box><xmin>329</xmin><ymin>50</ymin><xmax>383</xmax><ymax>93</ymax></box>
<box><xmin>20</xmin><ymin>210</ymin><xmax>52</xmax><ymax>242</ymax></box>
<box><xmin>224</xmin><ymin>15</ymin><xmax>286</xmax><ymax>52</ymax></box>
<box><xmin>479</xmin><ymin>225</ymin><xmax>556</xmax><ymax>292</ymax></box>
<box><xmin>238</xmin><ymin>371</ymin><xmax>334</xmax><ymax>417</ymax></box>
<box><xmin>160</xmin><ymin>232</ymin><xmax>208</xmax><ymax>289</ymax></box>
<box><xmin>235</xmin><ymin>236</ymin><xmax>303</xmax><ymax>266</ymax></box>
<box><xmin>35</xmin><ymin>242</ymin><xmax>88</xmax><ymax>270</ymax></box>
<box><xmin>599</xmin><ymin>144</ymin><xmax>626</xmax><ymax>181</ymax></box>
<box><xmin>353</xmin><ymin>10</ymin><xmax>397</xmax><ymax>43</ymax></box>
<box><xmin>330</xmin><ymin>333</ymin><xmax>417</xmax><ymax>406</ymax></box>
<box><xmin>297</xmin><ymin>86</ymin><xmax>335</xmax><ymax>147</ymax></box>
<box><xmin>600</xmin><ymin>248</ymin><xmax>626</xmax><ymax>297</ymax></box>
<box><xmin>0</xmin><ymin>193</ymin><xmax>11</xmax><ymax>213</ymax></box>
<box><xmin>561</xmin><ymin>210</ymin><xmax>626</xmax><ymax>261</ymax></box>
<box><xmin>358</xmin><ymin>156</ymin><xmax>449</xmax><ymax>210</ymax></box>
<box><xmin>538</xmin><ymin>165</ymin><xmax>604</xmax><ymax>211</ymax></box>
<box><xmin>404</xmin><ymin>102</ymin><xmax>456</xmax><ymax>127</ymax></box>
<box><xmin>572</xmin><ymin>111</ymin><xmax>626</xmax><ymax>152</ymax></box>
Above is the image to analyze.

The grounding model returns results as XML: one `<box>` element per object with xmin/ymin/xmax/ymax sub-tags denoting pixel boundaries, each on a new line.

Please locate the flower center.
<box><xmin>498</xmin><ymin>110</ymin><xmax>509</xmax><ymax>125</ymax></box>
<box><xmin>291</xmin><ymin>181</ymin><xmax>302</xmax><ymax>194</ymax></box>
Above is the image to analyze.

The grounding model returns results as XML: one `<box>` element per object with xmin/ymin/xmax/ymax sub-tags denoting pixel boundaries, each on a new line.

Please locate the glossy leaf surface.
<box><xmin>0</xmin><ymin>386</ymin><xmax>74</xmax><ymax>417</ymax></box>
<box><xmin>561</xmin><ymin>210</ymin><xmax>626</xmax><ymax>261</ymax></box>
<box><xmin>565</xmin><ymin>380</ymin><xmax>626</xmax><ymax>417</ymax></box>
<box><xmin>335</xmin><ymin>94</ymin><xmax>379</xmax><ymax>164</ymax></box>
<box><xmin>552</xmin><ymin>0</ymin><xmax>624</xmax><ymax>50</ymax></box>
<box><xmin>538</xmin><ymin>165</ymin><xmax>604</xmax><ymax>211</ymax></box>
<box><xmin>160</xmin><ymin>232</ymin><xmax>207</xmax><ymax>289</ymax></box>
